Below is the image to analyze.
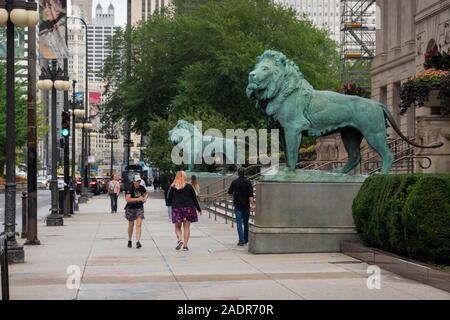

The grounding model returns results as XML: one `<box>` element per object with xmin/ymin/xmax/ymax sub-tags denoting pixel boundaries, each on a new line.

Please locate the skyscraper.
<box><xmin>130</xmin><ymin>0</ymin><xmax>172</xmax><ymax>25</ymax></box>
<box><xmin>275</xmin><ymin>0</ymin><xmax>342</xmax><ymax>42</ymax></box>
<box><xmin>72</xmin><ymin>0</ymin><xmax>93</xmax><ymax>24</ymax></box>
<box><xmin>87</xmin><ymin>3</ymin><xmax>116</xmax><ymax>82</ymax></box>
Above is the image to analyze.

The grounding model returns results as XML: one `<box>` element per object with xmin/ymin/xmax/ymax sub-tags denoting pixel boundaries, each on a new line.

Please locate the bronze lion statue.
<box><xmin>246</xmin><ymin>50</ymin><xmax>443</xmax><ymax>174</ymax></box>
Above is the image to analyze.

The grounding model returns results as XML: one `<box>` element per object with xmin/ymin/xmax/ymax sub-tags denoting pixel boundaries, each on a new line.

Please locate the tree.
<box><xmin>100</xmin><ymin>0</ymin><xmax>340</xmax><ymax>170</ymax></box>
<box><xmin>0</xmin><ymin>61</ymin><xmax>28</xmax><ymax>176</ymax></box>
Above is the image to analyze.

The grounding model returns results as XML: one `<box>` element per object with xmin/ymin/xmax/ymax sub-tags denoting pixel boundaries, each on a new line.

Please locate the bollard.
<box><xmin>21</xmin><ymin>191</ymin><xmax>27</xmax><ymax>239</ymax></box>
<box><xmin>224</xmin><ymin>200</ymin><xmax>228</xmax><ymax>224</ymax></box>
<box><xmin>1</xmin><ymin>236</ymin><xmax>10</xmax><ymax>300</ymax></box>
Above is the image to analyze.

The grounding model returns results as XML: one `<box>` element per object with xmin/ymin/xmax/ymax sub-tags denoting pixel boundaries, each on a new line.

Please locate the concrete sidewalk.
<box><xmin>8</xmin><ymin>192</ymin><xmax>450</xmax><ymax>300</ymax></box>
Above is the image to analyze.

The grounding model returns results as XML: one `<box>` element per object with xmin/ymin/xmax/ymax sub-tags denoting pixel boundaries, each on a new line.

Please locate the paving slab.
<box><xmin>6</xmin><ymin>192</ymin><xmax>450</xmax><ymax>300</ymax></box>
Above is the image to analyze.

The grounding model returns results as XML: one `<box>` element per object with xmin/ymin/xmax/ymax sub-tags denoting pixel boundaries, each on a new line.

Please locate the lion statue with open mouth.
<box><xmin>246</xmin><ymin>50</ymin><xmax>442</xmax><ymax>174</ymax></box>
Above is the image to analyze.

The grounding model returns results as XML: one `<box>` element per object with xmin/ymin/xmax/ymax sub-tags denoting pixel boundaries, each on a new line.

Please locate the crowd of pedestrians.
<box><xmin>108</xmin><ymin>169</ymin><xmax>254</xmax><ymax>251</ymax></box>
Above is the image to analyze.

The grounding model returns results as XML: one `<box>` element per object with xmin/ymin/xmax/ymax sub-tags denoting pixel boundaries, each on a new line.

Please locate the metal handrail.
<box><xmin>370</xmin><ymin>155</ymin><xmax>431</xmax><ymax>175</ymax></box>
<box><xmin>200</xmin><ymin>165</ymin><xmax>274</xmax><ymax>201</ymax></box>
<box><xmin>199</xmin><ymin>164</ymin><xmax>262</xmax><ymax>195</ymax></box>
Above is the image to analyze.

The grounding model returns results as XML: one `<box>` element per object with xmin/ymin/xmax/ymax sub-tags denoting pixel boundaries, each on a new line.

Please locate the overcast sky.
<box><xmin>68</xmin><ymin>0</ymin><xmax>127</xmax><ymax>26</ymax></box>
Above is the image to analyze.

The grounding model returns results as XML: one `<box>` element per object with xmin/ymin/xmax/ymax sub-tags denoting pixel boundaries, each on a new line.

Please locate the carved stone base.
<box><xmin>415</xmin><ymin>116</ymin><xmax>450</xmax><ymax>174</ymax></box>
<box><xmin>46</xmin><ymin>214</ymin><xmax>64</xmax><ymax>227</ymax></box>
<box><xmin>24</xmin><ymin>240</ymin><xmax>41</xmax><ymax>246</ymax></box>
<box><xmin>7</xmin><ymin>244</ymin><xmax>25</xmax><ymax>264</ymax></box>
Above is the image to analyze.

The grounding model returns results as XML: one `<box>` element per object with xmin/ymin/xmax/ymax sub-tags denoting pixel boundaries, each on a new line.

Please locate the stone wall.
<box><xmin>371</xmin><ymin>0</ymin><xmax>450</xmax><ymax>174</ymax></box>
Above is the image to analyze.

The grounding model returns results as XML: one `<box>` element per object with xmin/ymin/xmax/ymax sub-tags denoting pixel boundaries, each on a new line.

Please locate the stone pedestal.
<box><xmin>249</xmin><ymin>170</ymin><xmax>364</xmax><ymax>254</ymax></box>
<box><xmin>415</xmin><ymin>116</ymin><xmax>450</xmax><ymax>174</ymax></box>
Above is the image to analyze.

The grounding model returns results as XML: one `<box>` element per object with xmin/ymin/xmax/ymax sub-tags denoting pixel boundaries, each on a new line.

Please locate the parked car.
<box><xmin>75</xmin><ymin>177</ymin><xmax>82</xmax><ymax>194</ymax></box>
<box><xmin>97</xmin><ymin>177</ymin><xmax>111</xmax><ymax>194</ymax></box>
<box><xmin>37</xmin><ymin>176</ymin><xmax>48</xmax><ymax>189</ymax></box>
<box><xmin>47</xmin><ymin>176</ymin><xmax>65</xmax><ymax>190</ymax></box>
<box><xmin>89</xmin><ymin>177</ymin><xmax>101</xmax><ymax>195</ymax></box>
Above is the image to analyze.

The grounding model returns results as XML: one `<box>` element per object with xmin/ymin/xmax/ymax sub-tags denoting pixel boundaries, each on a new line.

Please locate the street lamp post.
<box><xmin>0</xmin><ymin>0</ymin><xmax>40</xmax><ymax>263</ymax></box>
<box><xmin>25</xmin><ymin>0</ymin><xmax>40</xmax><ymax>246</ymax></box>
<box><xmin>67</xmin><ymin>16</ymin><xmax>89</xmax><ymax>203</ymax></box>
<box><xmin>78</xmin><ymin>118</ymin><xmax>93</xmax><ymax>203</ymax></box>
<box><xmin>37</xmin><ymin>61</ymin><xmax>70</xmax><ymax>227</ymax></box>
<box><xmin>106</xmin><ymin>134</ymin><xmax>119</xmax><ymax>176</ymax></box>
<box><xmin>69</xmin><ymin>80</ymin><xmax>84</xmax><ymax>213</ymax></box>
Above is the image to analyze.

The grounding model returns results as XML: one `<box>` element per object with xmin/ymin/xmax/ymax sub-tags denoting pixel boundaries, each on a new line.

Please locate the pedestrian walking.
<box><xmin>190</xmin><ymin>175</ymin><xmax>200</xmax><ymax>196</ymax></box>
<box><xmin>125</xmin><ymin>174</ymin><xmax>148</xmax><ymax>249</ymax></box>
<box><xmin>228</xmin><ymin>168</ymin><xmax>255</xmax><ymax>246</ymax></box>
<box><xmin>164</xmin><ymin>184</ymin><xmax>173</xmax><ymax>223</ymax></box>
<box><xmin>108</xmin><ymin>174</ymin><xmax>120</xmax><ymax>213</ymax></box>
<box><xmin>153</xmin><ymin>175</ymin><xmax>159</xmax><ymax>191</ymax></box>
<box><xmin>167</xmin><ymin>171</ymin><xmax>202</xmax><ymax>251</ymax></box>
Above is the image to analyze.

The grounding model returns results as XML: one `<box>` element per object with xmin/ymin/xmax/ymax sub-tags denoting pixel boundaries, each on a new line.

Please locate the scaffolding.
<box><xmin>340</xmin><ymin>0</ymin><xmax>376</xmax><ymax>90</ymax></box>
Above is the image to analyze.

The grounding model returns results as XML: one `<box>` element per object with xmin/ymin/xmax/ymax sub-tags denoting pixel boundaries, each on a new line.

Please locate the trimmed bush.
<box><xmin>353</xmin><ymin>174</ymin><xmax>450</xmax><ymax>265</ymax></box>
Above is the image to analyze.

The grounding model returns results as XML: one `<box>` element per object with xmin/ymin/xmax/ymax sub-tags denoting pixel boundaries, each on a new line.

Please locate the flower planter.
<box><xmin>416</xmin><ymin>90</ymin><xmax>442</xmax><ymax>116</ymax></box>
<box><xmin>423</xmin><ymin>89</ymin><xmax>441</xmax><ymax>108</ymax></box>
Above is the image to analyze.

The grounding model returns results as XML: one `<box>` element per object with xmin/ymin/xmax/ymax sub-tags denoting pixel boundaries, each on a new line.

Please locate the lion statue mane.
<box><xmin>246</xmin><ymin>50</ymin><xmax>442</xmax><ymax>174</ymax></box>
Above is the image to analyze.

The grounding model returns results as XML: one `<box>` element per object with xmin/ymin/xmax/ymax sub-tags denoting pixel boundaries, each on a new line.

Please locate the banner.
<box><xmin>89</xmin><ymin>92</ymin><xmax>102</xmax><ymax>105</ymax></box>
<box><xmin>38</xmin><ymin>0</ymin><xmax>69</xmax><ymax>59</ymax></box>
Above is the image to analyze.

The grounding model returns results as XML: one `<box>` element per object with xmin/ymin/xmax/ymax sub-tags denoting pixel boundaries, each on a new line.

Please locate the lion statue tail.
<box><xmin>378</xmin><ymin>104</ymin><xmax>444</xmax><ymax>149</ymax></box>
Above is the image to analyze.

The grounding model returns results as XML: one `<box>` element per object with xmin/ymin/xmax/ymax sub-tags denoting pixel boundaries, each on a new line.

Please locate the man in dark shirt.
<box><xmin>228</xmin><ymin>168</ymin><xmax>255</xmax><ymax>246</ymax></box>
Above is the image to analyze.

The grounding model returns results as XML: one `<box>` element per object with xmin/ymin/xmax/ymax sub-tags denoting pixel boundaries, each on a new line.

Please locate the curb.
<box><xmin>341</xmin><ymin>240</ymin><xmax>450</xmax><ymax>293</ymax></box>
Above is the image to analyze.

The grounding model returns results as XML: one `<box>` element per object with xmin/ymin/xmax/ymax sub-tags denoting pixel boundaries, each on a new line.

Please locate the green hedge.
<box><xmin>353</xmin><ymin>174</ymin><xmax>450</xmax><ymax>265</ymax></box>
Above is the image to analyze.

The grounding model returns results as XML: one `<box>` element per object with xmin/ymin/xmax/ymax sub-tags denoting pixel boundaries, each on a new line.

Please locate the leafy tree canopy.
<box><xmin>100</xmin><ymin>0</ymin><xmax>340</xmax><ymax>170</ymax></box>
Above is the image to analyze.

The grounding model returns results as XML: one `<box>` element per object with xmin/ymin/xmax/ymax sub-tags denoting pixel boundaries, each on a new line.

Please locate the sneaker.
<box><xmin>136</xmin><ymin>241</ymin><xmax>142</xmax><ymax>249</ymax></box>
<box><xmin>237</xmin><ymin>241</ymin><xmax>245</xmax><ymax>246</ymax></box>
<box><xmin>182</xmin><ymin>246</ymin><xmax>189</xmax><ymax>251</ymax></box>
<box><xmin>127</xmin><ymin>241</ymin><xmax>132</xmax><ymax>248</ymax></box>
<box><xmin>175</xmin><ymin>240</ymin><xmax>183</xmax><ymax>250</ymax></box>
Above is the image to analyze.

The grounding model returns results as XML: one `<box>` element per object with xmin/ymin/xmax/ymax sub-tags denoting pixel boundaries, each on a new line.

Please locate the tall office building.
<box><xmin>88</xmin><ymin>3</ymin><xmax>116</xmax><ymax>82</ymax></box>
<box><xmin>68</xmin><ymin>3</ymin><xmax>125</xmax><ymax>174</ymax></box>
<box><xmin>72</xmin><ymin>0</ymin><xmax>93</xmax><ymax>24</ymax></box>
<box><xmin>275</xmin><ymin>0</ymin><xmax>342</xmax><ymax>42</ymax></box>
<box><xmin>130</xmin><ymin>0</ymin><xmax>172</xmax><ymax>24</ymax></box>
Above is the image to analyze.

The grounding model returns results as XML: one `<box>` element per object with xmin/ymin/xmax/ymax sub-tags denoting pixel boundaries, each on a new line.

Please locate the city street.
<box><xmin>0</xmin><ymin>190</ymin><xmax>52</xmax><ymax>233</ymax></box>
<box><xmin>7</xmin><ymin>192</ymin><xmax>450</xmax><ymax>300</ymax></box>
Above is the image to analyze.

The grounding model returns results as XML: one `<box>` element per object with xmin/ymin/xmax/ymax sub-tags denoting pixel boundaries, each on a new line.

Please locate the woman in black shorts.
<box><xmin>125</xmin><ymin>174</ymin><xmax>148</xmax><ymax>249</ymax></box>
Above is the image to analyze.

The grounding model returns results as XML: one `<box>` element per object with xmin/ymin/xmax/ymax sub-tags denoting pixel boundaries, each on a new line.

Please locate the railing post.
<box><xmin>231</xmin><ymin>202</ymin><xmax>234</xmax><ymax>228</ymax></box>
<box><xmin>21</xmin><ymin>191</ymin><xmax>27</xmax><ymax>239</ymax></box>
<box><xmin>214</xmin><ymin>202</ymin><xmax>217</xmax><ymax>221</ymax></box>
<box><xmin>208</xmin><ymin>201</ymin><xmax>211</xmax><ymax>219</ymax></box>
<box><xmin>224</xmin><ymin>200</ymin><xmax>228</xmax><ymax>224</ymax></box>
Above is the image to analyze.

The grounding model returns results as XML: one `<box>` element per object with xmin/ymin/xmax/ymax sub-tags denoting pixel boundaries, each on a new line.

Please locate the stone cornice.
<box><xmin>415</xmin><ymin>1</ymin><xmax>450</xmax><ymax>24</ymax></box>
<box><xmin>371</xmin><ymin>51</ymin><xmax>416</xmax><ymax>76</ymax></box>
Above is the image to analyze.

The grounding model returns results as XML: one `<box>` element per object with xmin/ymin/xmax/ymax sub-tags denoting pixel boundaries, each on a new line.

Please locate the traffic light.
<box><xmin>61</xmin><ymin>111</ymin><xmax>70</xmax><ymax>137</ymax></box>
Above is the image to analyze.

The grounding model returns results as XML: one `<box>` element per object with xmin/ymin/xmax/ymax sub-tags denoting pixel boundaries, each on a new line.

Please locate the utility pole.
<box><xmin>25</xmin><ymin>5</ymin><xmax>40</xmax><ymax>245</ymax></box>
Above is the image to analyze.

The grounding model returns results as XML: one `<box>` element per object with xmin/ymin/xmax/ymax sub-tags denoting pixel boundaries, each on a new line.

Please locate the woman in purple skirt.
<box><xmin>167</xmin><ymin>171</ymin><xmax>202</xmax><ymax>251</ymax></box>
